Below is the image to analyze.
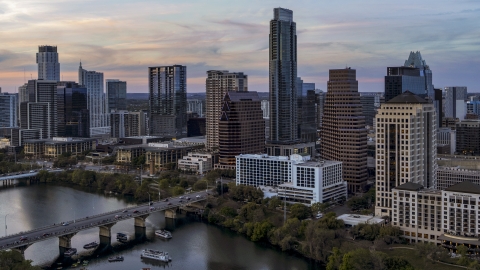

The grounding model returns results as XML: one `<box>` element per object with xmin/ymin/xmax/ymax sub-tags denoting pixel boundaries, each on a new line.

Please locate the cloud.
<box><xmin>0</xmin><ymin>0</ymin><xmax>479</xmax><ymax>93</ymax></box>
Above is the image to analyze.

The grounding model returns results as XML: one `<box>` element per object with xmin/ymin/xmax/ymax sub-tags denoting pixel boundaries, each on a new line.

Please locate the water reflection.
<box><xmin>0</xmin><ymin>183</ymin><xmax>320</xmax><ymax>269</ymax></box>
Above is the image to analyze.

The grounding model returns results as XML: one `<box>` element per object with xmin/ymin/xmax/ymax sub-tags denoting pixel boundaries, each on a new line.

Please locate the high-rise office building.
<box><xmin>205</xmin><ymin>70</ymin><xmax>247</xmax><ymax>151</ymax></box>
<box><xmin>187</xmin><ymin>99</ymin><xmax>204</xmax><ymax>117</ymax></box>
<box><xmin>456</xmin><ymin>120</ymin><xmax>480</xmax><ymax>155</ymax></box>
<box><xmin>78</xmin><ymin>62</ymin><xmax>109</xmax><ymax>136</ymax></box>
<box><xmin>0</xmin><ymin>93</ymin><xmax>17</xmax><ymax>128</ymax></box>
<box><xmin>315</xmin><ymin>90</ymin><xmax>325</xmax><ymax>130</ymax></box>
<box><xmin>434</xmin><ymin>88</ymin><xmax>443</xmax><ymax>128</ymax></box>
<box><xmin>269</xmin><ymin>8</ymin><xmax>297</xmax><ymax>144</ymax></box>
<box><xmin>36</xmin><ymin>45</ymin><xmax>60</xmax><ymax>81</ymax></box>
<box><xmin>384</xmin><ymin>51</ymin><xmax>434</xmax><ymax>102</ymax></box>
<box><xmin>110</xmin><ymin>110</ymin><xmax>147</xmax><ymax>138</ymax></box>
<box><xmin>445</xmin><ymin>86</ymin><xmax>467</xmax><ymax>120</ymax></box>
<box><xmin>360</xmin><ymin>95</ymin><xmax>376</xmax><ymax>127</ymax></box>
<box><xmin>106</xmin><ymin>79</ymin><xmax>127</xmax><ymax>113</ymax></box>
<box><xmin>320</xmin><ymin>68</ymin><xmax>368</xmax><ymax>193</ymax></box>
<box><xmin>148</xmin><ymin>65</ymin><xmax>187</xmax><ymax>137</ymax></box>
<box><xmin>57</xmin><ymin>82</ymin><xmax>89</xmax><ymax>137</ymax></box>
<box><xmin>261</xmin><ymin>100</ymin><xmax>269</xmax><ymax>119</ymax></box>
<box><xmin>217</xmin><ymin>91</ymin><xmax>265</xmax><ymax>169</ymax></box>
<box><xmin>374</xmin><ymin>91</ymin><xmax>437</xmax><ymax>217</ymax></box>
<box><xmin>297</xmin><ymin>79</ymin><xmax>316</xmax><ymax>142</ymax></box>
<box><xmin>20</xmin><ymin>80</ymin><xmax>58</xmax><ymax>138</ymax></box>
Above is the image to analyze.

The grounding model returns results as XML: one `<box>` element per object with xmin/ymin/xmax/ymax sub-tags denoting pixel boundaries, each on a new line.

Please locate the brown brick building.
<box><xmin>320</xmin><ymin>68</ymin><xmax>368</xmax><ymax>193</ymax></box>
<box><xmin>216</xmin><ymin>91</ymin><xmax>265</xmax><ymax>169</ymax></box>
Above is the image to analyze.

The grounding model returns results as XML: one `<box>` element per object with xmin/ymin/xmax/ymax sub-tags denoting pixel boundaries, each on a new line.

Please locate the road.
<box><xmin>0</xmin><ymin>190</ymin><xmax>210</xmax><ymax>251</ymax></box>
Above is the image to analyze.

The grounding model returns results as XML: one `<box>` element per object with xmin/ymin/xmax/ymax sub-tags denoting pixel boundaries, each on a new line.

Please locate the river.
<box><xmin>0</xmin><ymin>181</ymin><xmax>321</xmax><ymax>269</ymax></box>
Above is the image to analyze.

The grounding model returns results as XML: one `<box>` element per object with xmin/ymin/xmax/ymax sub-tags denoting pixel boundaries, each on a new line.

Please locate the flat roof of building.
<box><xmin>394</xmin><ymin>182</ymin><xmax>424</xmax><ymax>191</ymax></box>
<box><xmin>445</xmin><ymin>181</ymin><xmax>480</xmax><ymax>195</ymax></box>
<box><xmin>25</xmin><ymin>137</ymin><xmax>94</xmax><ymax>144</ymax></box>
<box><xmin>174</xmin><ymin>136</ymin><xmax>206</xmax><ymax>143</ymax></box>
<box><xmin>296</xmin><ymin>160</ymin><xmax>342</xmax><ymax>167</ymax></box>
<box><xmin>337</xmin><ymin>214</ymin><xmax>385</xmax><ymax>226</ymax></box>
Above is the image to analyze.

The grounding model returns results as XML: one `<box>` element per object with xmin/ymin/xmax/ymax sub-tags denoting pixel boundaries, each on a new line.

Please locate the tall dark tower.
<box><xmin>269</xmin><ymin>7</ymin><xmax>297</xmax><ymax>143</ymax></box>
<box><xmin>321</xmin><ymin>68</ymin><xmax>368</xmax><ymax>193</ymax></box>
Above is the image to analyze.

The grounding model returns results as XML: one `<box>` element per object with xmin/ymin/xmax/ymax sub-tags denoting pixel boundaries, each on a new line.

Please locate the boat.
<box><xmin>116</xmin><ymin>232</ymin><xmax>128</xmax><ymax>242</ymax></box>
<box><xmin>64</xmin><ymin>248</ymin><xmax>77</xmax><ymax>257</ymax></box>
<box><xmin>155</xmin><ymin>229</ymin><xmax>172</xmax><ymax>239</ymax></box>
<box><xmin>83</xmin><ymin>241</ymin><xmax>99</xmax><ymax>249</ymax></box>
<box><xmin>108</xmin><ymin>255</ymin><xmax>124</xmax><ymax>262</ymax></box>
<box><xmin>140</xmin><ymin>249</ymin><xmax>172</xmax><ymax>262</ymax></box>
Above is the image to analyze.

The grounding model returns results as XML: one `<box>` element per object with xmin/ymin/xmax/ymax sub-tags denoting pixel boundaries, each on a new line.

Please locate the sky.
<box><xmin>0</xmin><ymin>0</ymin><xmax>479</xmax><ymax>93</ymax></box>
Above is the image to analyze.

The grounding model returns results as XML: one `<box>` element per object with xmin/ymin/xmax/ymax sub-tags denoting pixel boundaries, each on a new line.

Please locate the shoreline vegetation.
<box><xmin>1</xmin><ymin>165</ymin><xmax>479</xmax><ymax>269</ymax></box>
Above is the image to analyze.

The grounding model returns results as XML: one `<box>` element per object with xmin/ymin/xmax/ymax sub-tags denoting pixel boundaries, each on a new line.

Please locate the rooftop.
<box><xmin>394</xmin><ymin>182</ymin><xmax>424</xmax><ymax>191</ymax></box>
<box><xmin>387</xmin><ymin>91</ymin><xmax>428</xmax><ymax>104</ymax></box>
<box><xmin>445</xmin><ymin>181</ymin><xmax>480</xmax><ymax>195</ymax></box>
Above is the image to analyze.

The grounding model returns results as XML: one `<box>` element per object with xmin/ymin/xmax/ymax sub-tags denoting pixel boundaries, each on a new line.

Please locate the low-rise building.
<box><xmin>146</xmin><ymin>143</ymin><xmax>202</xmax><ymax>174</ymax></box>
<box><xmin>337</xmin><ymin>214</ymin><xmax>385</xmax><ymax>227</ymax></box>
<box><xmin>392</xmin><ymin>181</ymin><xmax>480</xmax><ymax>250</ymax></box>
<box><xmin>24</xmin><ymin>137</ymin><xmax>96</xmax><ymax>158</ymax></box>
<box><xmin>236</xmin><ymin>154</ymin><xmax>347</xmax><ymax>205</ymax></box>
<box><xmin>178</xmin><ymin>152</ymin><xmax>213</xmax><ymax>174</ymax></box>
<box><xmin>437</xmin><ymin>166</ymin><xmax>480</xmax><ymax>190</ymax></box>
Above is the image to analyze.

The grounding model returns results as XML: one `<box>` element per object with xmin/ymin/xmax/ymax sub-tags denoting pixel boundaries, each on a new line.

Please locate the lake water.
<box><xmin>0</xmin><ymin>182</ymin><xmax>321</xmax><ymax>269</ymax></box>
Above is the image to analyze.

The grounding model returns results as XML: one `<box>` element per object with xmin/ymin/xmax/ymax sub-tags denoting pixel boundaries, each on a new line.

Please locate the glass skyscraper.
<box><xmin>269</xmin><ymin>8</ymin><xmax>298</xmax><ymax>144</ymax></box>
<box><xmin>148</xmin><ymin>65</ymin><xmax>187</xmax><ymax>137</ymax></box>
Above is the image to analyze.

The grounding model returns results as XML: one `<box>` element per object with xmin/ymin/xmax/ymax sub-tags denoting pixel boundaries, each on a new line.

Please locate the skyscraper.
<box><xmin>269</xmin><ymin>8</ymin><xmax>297</xmax><ymax>144</ymax></box>
<box><xmin>78</xmin><ymin>63</ymin><xmax>109</xmax><ymax>136</ymax></box>
<box><xmin>445</xmin><ymin>86</ymin><xmax>467</xmax><ymax>120</ymax></box>
<box><xmin>217</xmin><ymin>91</ymin><xmax>265</xmax><ymax>169</ymax></box>
<box><xmin>297</xmin><ymin>80</ymin><xmax>316</xmax><ymax>142</ymax></box>
<box><xmin>360</xmin><ymin>95</ymin><xmax>376</xmax><ymax>127</ymax></box>
<box><xmin>384</xmin><ymin>51</ymin><xmax>434</xmax><ymax>102</ymax></box>
<box><xmin>20</xmin><ymin>80</ymin><xmax>58</xmax><ymax>138</ymax></box>
<box><xmin>57</xmin><ymin>82</ymin><xmax>89</xmax><ymax>137</ymax></box>
<box><xmin>106</xmin><ymin>79</ymin><xmax>127</xmax><ymax>113</ymax></box>
<box><xmin>375</xmin><ymin>91</ymin><xmax>437</xmax><ymax>217</ymax></box>
<box><xmin>205</xmin><ymin>70</ymin><xmax>248</xmax><ymax>151</ymax></box>
<box><xmin>148</xmin><ymin>65</ymin><xmax>187</xmax><ymax>137</ymax></box>
<box><xmin>0</xmin><ymin>93</ymin><xmax>17</xmax><ymax>128</ymax></box>
<box><xmin>36</xmin><ymin>45</ymin><xmax>60</xmax><ymax>81</ymax></box>
<box><xmin>320</xmin><ymin>68</ymin><xmax>368</xmax><ymax>193</ymax></box>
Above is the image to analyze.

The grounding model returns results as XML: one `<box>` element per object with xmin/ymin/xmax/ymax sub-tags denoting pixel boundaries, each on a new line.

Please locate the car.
<box><xmin>149</xmin><ymin>202</ymin><xmax>153</xmax><ymax>206</ymax></box>
<box><xmin>167</xmin><ymin>202</ymin><xmax>172</xmax><ymax>205</ymax></box>
<box><xmin>163</xmin><ymin>199</ymin><xmax>168</xmax><ymax>202</ymax></box>
<box><xmin>179</xmin><ymin>200</ymin><xmax>183</xmax><ymax>203</ymax></box>
<box><xmin>149</xmin><ymin>207</ymin><xmax>155</xmax><ymax>210</ymax></box>
<box><xmin>186</xmin><ymin>197</ymin><xmax>191</xmax><ymax>200</ymax></box>
<box><xmin>62</xmin><ymin>222</ymin><xmax>69</xmax><ymax>226</ymax></box>
<box><xmin>196</xmin><ymin>195</ymin><xmax>201</xmax><ymax>198</ymax></box>
<box><xmin>115</xmin><ymin>215</ymin><xmax>120</xmax><ymax>219</ymax></box>
<box><xmin>133</xmin><ymin>210</ymin><xmax>139</xmax><ymax>213</ymax></box>
<box><xmin>122</xmin><ymin>210</ymin><xmax>128</xmax><ymax>213</ymax></box>
<box><xmin>42</xmin><ymin>233</ymin><xmax>50</xmax><ymax>237</ymax></box>
<box><xmin>20</xmin><ymin>236</ymin><xmax>28</xmax><ymax>241</ymax></box>
<box><xmin>29</xmin><ymin>170</ymin><xmax>34</xmax><ymax>173</ymax></box>
<box><xmin>179</xmin><ymin>196</ymin><xmax>184</xmax><ymax>199</ymax></box>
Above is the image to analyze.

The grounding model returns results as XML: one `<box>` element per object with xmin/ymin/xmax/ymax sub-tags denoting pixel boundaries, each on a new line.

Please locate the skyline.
<box><xmin>0</xmin><ymin>0</ymin><xmax>479</xmax><ymax>93</ymax></box>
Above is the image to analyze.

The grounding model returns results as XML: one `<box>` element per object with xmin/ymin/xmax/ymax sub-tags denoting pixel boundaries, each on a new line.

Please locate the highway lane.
<box><xmin>0</xmin><ymin>190</ymin><xmax>210</xmax><ymax>251</ymax></box>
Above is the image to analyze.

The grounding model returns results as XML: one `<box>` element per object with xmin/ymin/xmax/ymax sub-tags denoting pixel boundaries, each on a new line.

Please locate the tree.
<box><xmin>312</xmin><ymin>202</ymin><xmax>330</xmax><ymax>214</ymax></box>
<box><xmin>251</xmin><ymin>221</ymin><xmax>274</xmax><ymax>242</ymax></box>
<box><xmin>290</xmin><ymin>203</ymin><xmax>311</xmax><ymax>220</ymax></box>
<box><xmin>457</xmin><ymin>245</ymin><xmax>471</xmax><ymax>266</ymax></box>
<box><xmin>172</xmin><ymin>186</ymin><xmax>185</xmax><ymax>196</ymax></box>
<box><xmin>0</xmin><ymin>250</ymin><xmax>41</xmax><ymax>269</ymax></box>
<box><xmin>326</xmin><ymin>247</ymin><xmax>343</xmax><ymax>270</ymax></box>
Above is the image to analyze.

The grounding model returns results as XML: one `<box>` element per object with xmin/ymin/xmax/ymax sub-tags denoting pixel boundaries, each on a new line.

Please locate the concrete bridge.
<box><xmin>0</xmin><ymin>190</ymin><xmax>209</xmax><ymax>256</ymax></box>
<box><xmin>0</xmin><ymin>169</ymin><xmax>64</xmax><ymax>185</ymax></box>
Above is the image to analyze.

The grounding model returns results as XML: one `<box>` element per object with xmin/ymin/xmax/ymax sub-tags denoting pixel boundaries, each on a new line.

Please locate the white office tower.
<box><xmin>78</xmin><ymin>62</ymin><xmax>109</xmax><ymax>136</ymax></box>
<box><xmin>36</xmin><ymin>45</ymin><xmax>60</xmax><ymax>81</ymax></box>
<box><xmin>375</xmin><ymin>91</ymin><xmax>437</xmax><ymax>217</ymax></box>
<box><xmin>444</xmin><ymin>86</ymin><xmax>467</xmax><ymax>120</ymax></box>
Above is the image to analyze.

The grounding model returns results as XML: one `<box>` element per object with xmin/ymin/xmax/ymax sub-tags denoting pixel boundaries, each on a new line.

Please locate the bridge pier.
<box><xmin>12</xmin><ymin>244</ymin><xmax>31</xmax><ymax>257</ymax></box>
<box><xmin>134</xmin><ymin>214</ymin><xmax>150</xmax><ymax>228</ymax></box>
<box><xmin>59</xmin><ymin>233</ymin><xmax>77</xmax><ymax>255</ymax></box>
<box><xmin>98</xmin><ymin>223</ymin><xmax>116</xmax><ymax>247</ymax></box>
<box><xmin>165</xmin><ymin>209</ymin><xmax>177</xmax><ymax>230</ymax></box>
